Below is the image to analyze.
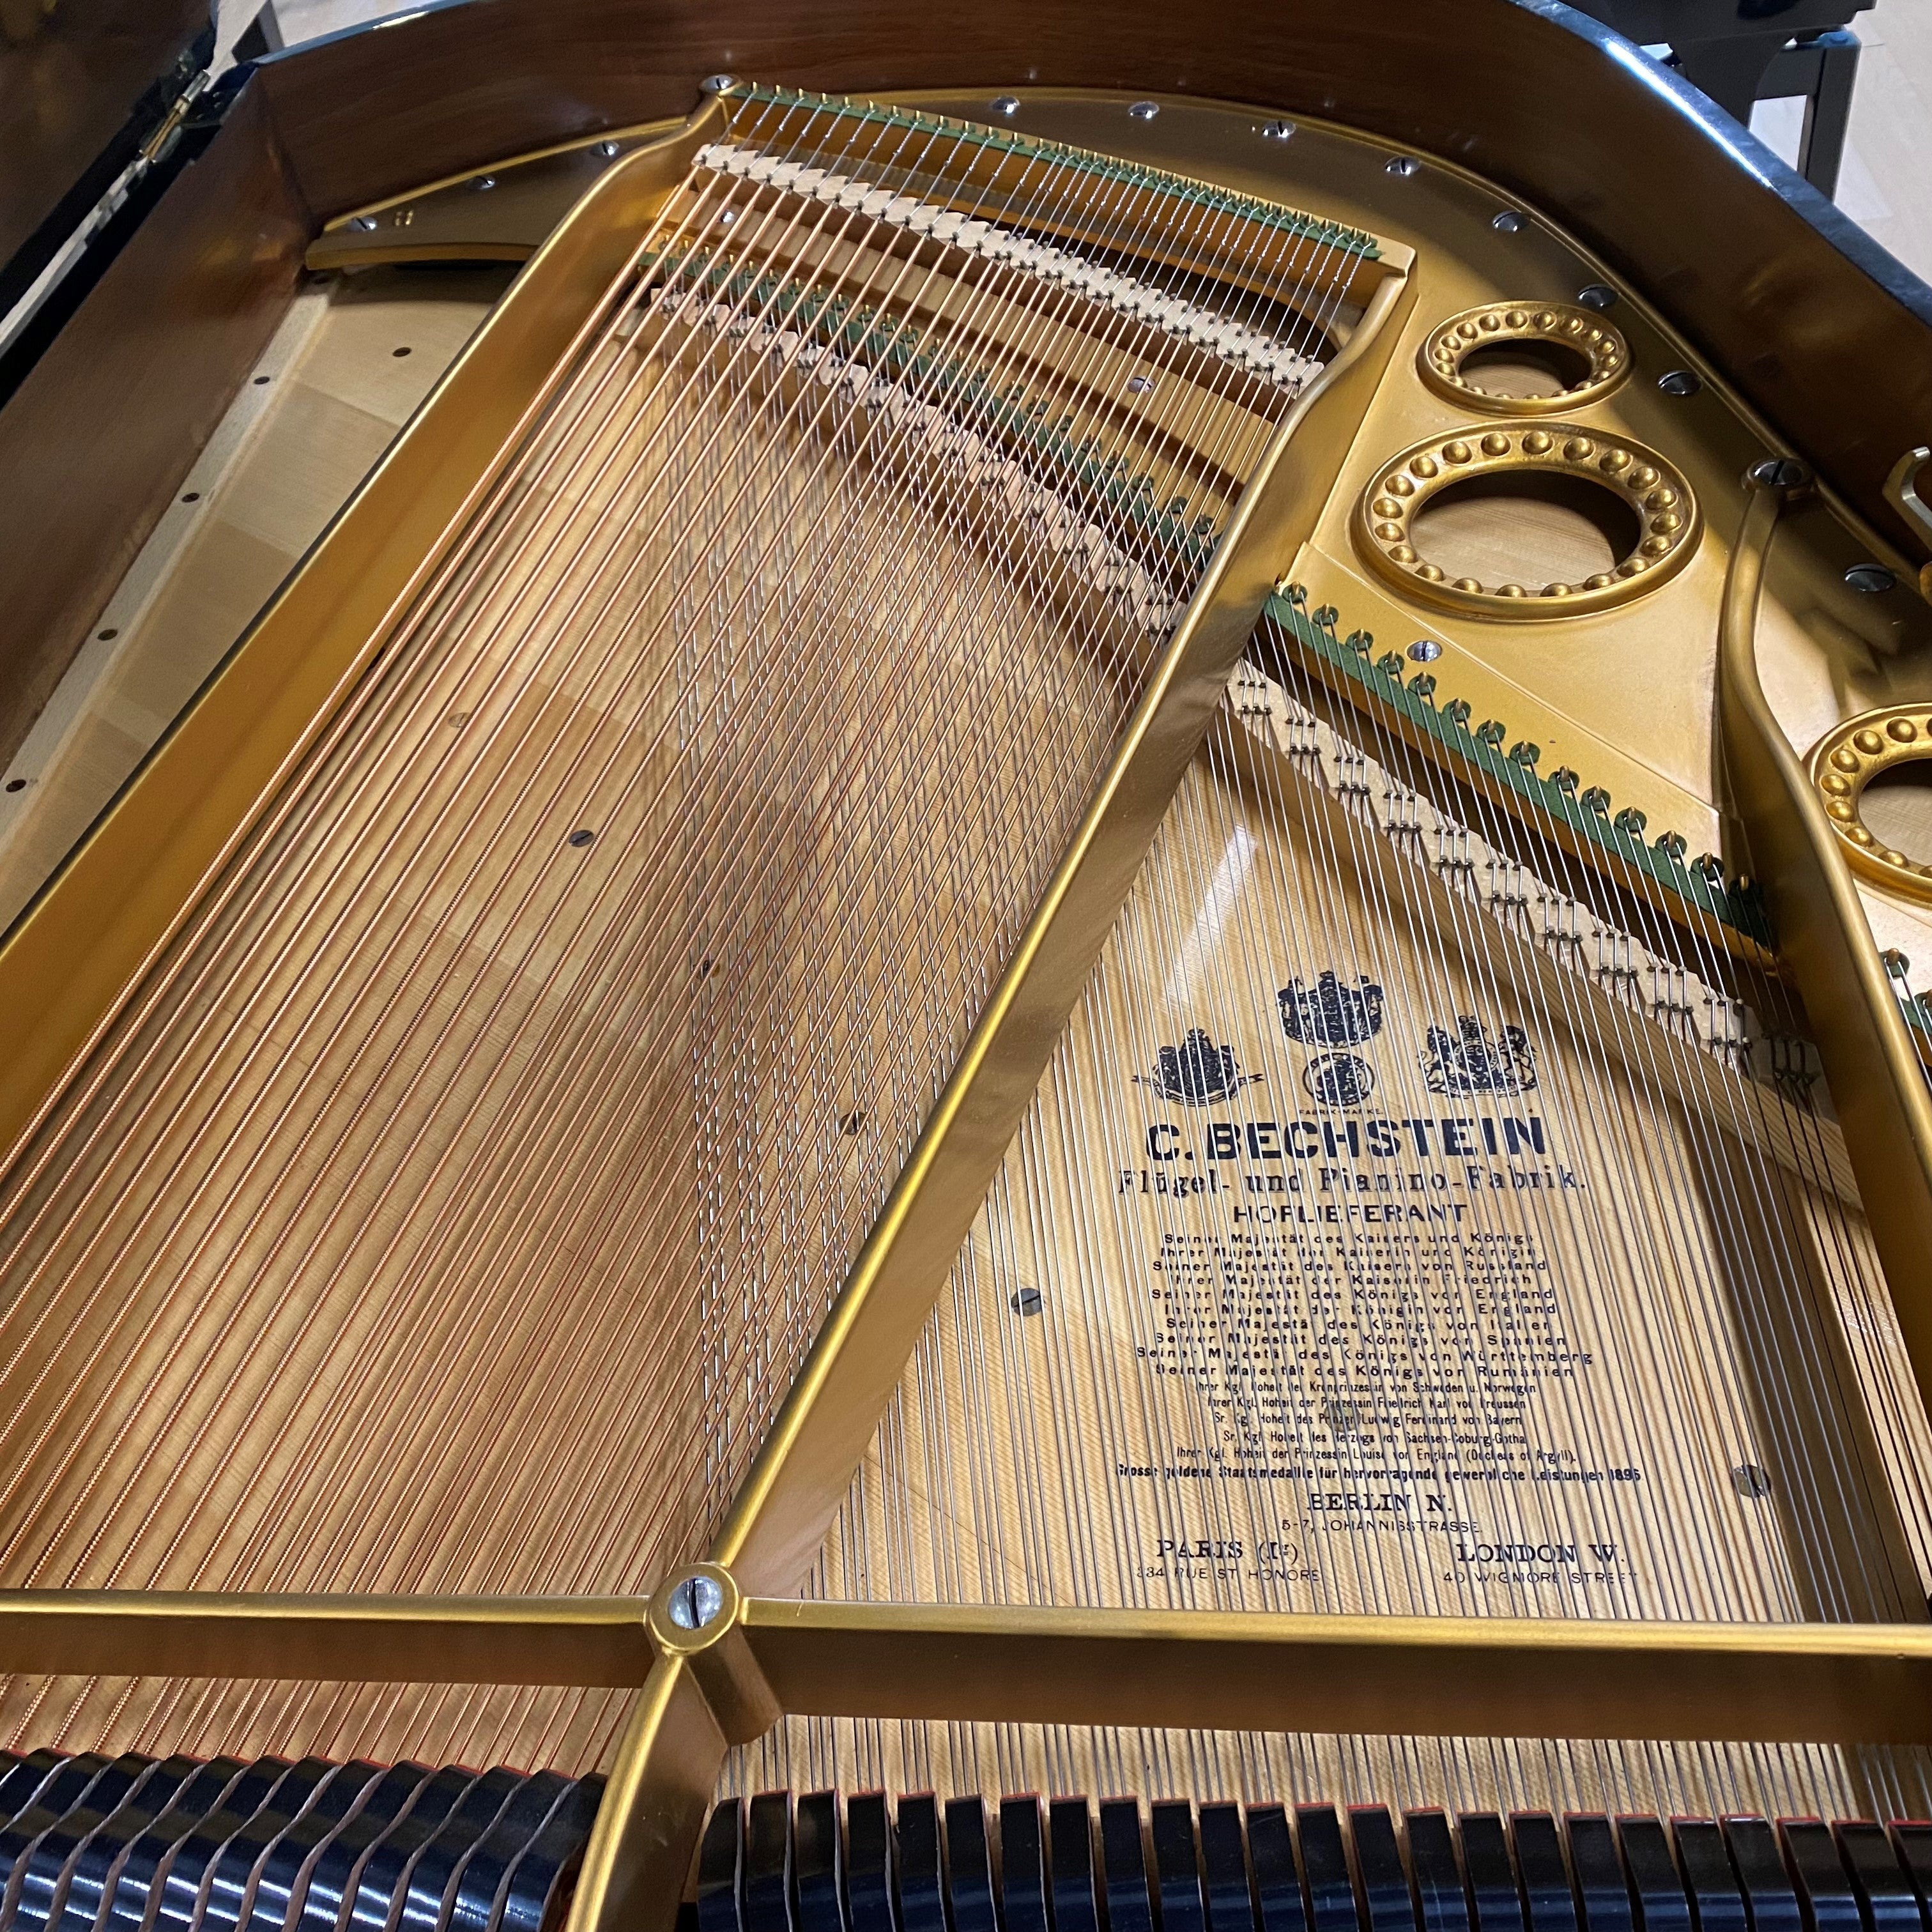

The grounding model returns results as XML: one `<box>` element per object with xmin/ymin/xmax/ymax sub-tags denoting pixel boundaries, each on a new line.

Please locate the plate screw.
<box><xmin>1129</xmin><ymin>100</ymin><xmax>1160</xmax><ymax>120</ymax></box>
<box><xmin>473</xmin><ymin>174</ymin><xmax>497</xmax><ymax>192</ymax></box>
<box><xmin>666</xmin><ymin>1573</ymin><xmax>726</xmax><ymax>1629</ymax></box>
<box><xmin>700</xmin><ymin>73</ymin><xmax>738</xmax><ymax>93</ymax></box>
<box><xmin>597</xmin><ymin>139</ymin><xmax>621</xmax><ymax>158</ymax></box>
<box><xmin>1492</xmin><ymin>210</ymin><xmax>1522</xmax><ymax>233</ymax></box>
<box><xmin>1011</xmin><ymin>1287</ymin><xmax>1043</xmax><ymax>1316</ymax></box>
<box><xmin>992</xmin><ymin>95</ymin><xmax>1020</xmax><ymax>116</ymax></box>
<box><xmin>1407</xmin><ymin>639</ymin><xmax>1441</xmax><ymax>661</ymax></box>
<box><xmin>1259</xmin><ymin>119</ymin><xmax>1295</xmax><ymax>139</ymax></box>
<box><xmin>1846</xmin><ymin>563</ymin><xmax>1897</xmax><ymax>594</ymax></box>
<box><xmin>1577</xmin><ymin>283</ymin><xmax>1618</xmax><ymax>310</ymax></box>
<box><xmin>1657</xmin><ymin>369</ymin><xmax>1701</xmax><ymax>397</ymax></box>
<box><xmin>1731</xmin><ymin>1463</ymin><xmax>1772</xmax><ymax>1499</ymax></box>
<box><xmin>1386</xmin><ymin>155</ymin><xmax>1420</xmax><ymax>176</ymax></box>
<box><xmin>1751</xmin><ymin>457</ymin><xmax>1811</xmax><ymax>489</ymax></box>
<box><xmin>350</xmin><ymin>215</ymin><xmax>378</xmax><ymax>231</ymax></box>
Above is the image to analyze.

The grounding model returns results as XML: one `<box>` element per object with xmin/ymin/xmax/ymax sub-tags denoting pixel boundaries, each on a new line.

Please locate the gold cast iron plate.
<box><xmin>1808</xmin><ymin>703</ymin><xmax>1932</xmax><ymax>903</ymax></box>
<box><xmin>1354</xmin><ymin>422</ymin><xmax>1701</xmax><ymax>619</ymax></box>
<box><xmin>1416</xmin><ymin>300</ymin><xmax>1630</xmax><ymax>415</ymax></box>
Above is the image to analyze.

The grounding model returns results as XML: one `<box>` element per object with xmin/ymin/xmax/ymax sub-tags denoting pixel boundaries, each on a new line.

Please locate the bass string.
<box><xmin>3</xmin><ymin>109</ymin><xmax>1360</xmax><ymax>1769</ymax></box>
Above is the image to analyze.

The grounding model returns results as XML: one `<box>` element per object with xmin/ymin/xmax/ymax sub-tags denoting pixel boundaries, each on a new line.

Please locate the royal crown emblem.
<box><xmin>1278</xmin><ymin>970</ymin><xmax>1385</xmax><ymax>1047</ymax></box>
<box><xmin>1304</xmin><ymin>1053</ymin><xmax>1376</xmax><ymax>1108</ymax></box>
<box><xmin>1422</xmin><ymin>1015</ymin><xmax>1537</xmax><ymax>1096</ymax></box>
<box><xmin>1136</xmin><ymin>1029</ymin><xmax>1261</xmax><ymax>1107</ymax></box>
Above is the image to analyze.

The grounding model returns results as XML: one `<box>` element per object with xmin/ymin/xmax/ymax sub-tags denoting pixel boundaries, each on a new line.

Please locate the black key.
<box><xmin>8</xmin><ymin>1755</ymin><xmax>151</xmax><ymax>1932</ymax></box>
<box><xmin>745</xmin><ymin>1791</ymin><xmax>795</xmax><ymax>1932</ymax></box>
<box><xmin>1618</xmin><ymin>1821</ymin><xmax>1690</xmax><ymax>1932</ymax></box>
<box><xmin>1565</xmin><ymin>1818</ymin><xmax>1631</xmax><ymax>1932</ymax></box>
<box><xmin>291</xmin><ymin>1762</ymin><xmax>431</xmax><ymax>1932</ymax></box>
<box><xmin>239</xmin><ymin>1759</ymin><xmax>388</xmax><ymax>1932</ymax></box>
<box><xmin>1002</xmin><ymin>1797</ymin><xmax>1050</xmax><ymax>1932</ymax></box>
<box><xmin>1513</xmin><ymin>1816</ymin><xmax>1575</xmax><ymax>1932</ymax></box>
<box><xmin>1248</xmin><ymin>1805</ymin><xmax>1308</xmax><ymax>1932</ymax></box>
<box><xmin>1722</xmin><ymin>1821</ymin><xmax>1796</xmax><ymax>1932</ymax></box>
<box><xmin>199</xmin><ymin>1758</ymin><xmax>339</xmax><ymax>1932</ymax></box>
<box><xmin>442</xmin><ymin>1770</ymin><xmax>571</xmax><ymax>1932</ymax></box>
<box><xmin>1050</xmin><ymin>1798</ymin><xmax>1100</xmax><ymax>1932</ymax></box>
<box><xmin>894</xmin><ymin>1796</ymin><xmax>944</xmax><ymax>1932</ymax></box>
<box><xmin>1779</xmin><ymin>1822</ymin><xmax>1855</xmax><ymax>1932</ymax></box>
<box><xmin>1459</xmin><ymin>1816</ymin><xmax>1524</xmax><ymax>1932</ymax></box>
<box><xmin>0</xmin><ymin>1756</ymin><xmax>111</xmax><ymax>1903</ymax></box>
<box><xmin>1298</xmin><ymin>1806</ymin><xmax>1356</xmax><ymax>1932</ymax></box>
<box><xmin>158</xmin><ymin>1761</ymin><xmax>299</xmax><ymax>1932</ymax></box>
<box><xmin>1407</xmin><ymin>1811</ymin><xmax>1468</xmax><ymax>1932</ymax></box>
<box><xmin>794</xmin><ymin>1791</ymin><xmax>843</xmax><ymax>1932</ymax></box>
<box><xmin>1674</xmin><ymin>1821</ymin><xmax>1747</xmax><ymax>1932</ymax></box>
<box><xmin>1354</xmin><ymin>1807</ymin><xmax>1414</xmax><ymax>1932</ymax></box>
<box><xmin>108</xmin><ymin>1760</ymin><xmax>264</xmax><ymax>1932</ymax></box>
<box><xmin>1837</xmin><ymin>1823</ymin><xmax>1921</xmax><ymax>1932</ymax></box>
<box><xmin>389</xmin><ymin>1770</ymin><xmax>524</xmax><ymax>1932</ymax></box>
<box><xmin>339</xmin><ymin>1765</ymin><xmax>475</xmax><ymax>1932</ymax></box>
<box><xmin>493</xmin><ymin>1775</ymin><xmax>603</xmax><ymax>1932</ymax></box>
<box><xmin>1101</xmin><ymin>1800</ymin><xmax>1155</xmax><ymax>1932</ymax></box>
<box><xmin>698</xmin><ymin>1802</ymin><xmax>746</xmax><ymax>1932</ymax></box>
<box><xmin>845</xmin><ymin>1794</ymin><xmax>893</xmax><ymax>1932</ymax></box>
<box><xmin>1202</xmin><ymin>1803</ymin><xmax>1255</xmax><ymax>1932</ymax></box>
<box><xmin>943</xmin><ymin>1798</ymin><xmax>997</xmax><ymax>1932</ymax></box>
<box><xmin>52</xmin><ymin>1755</ymin><xmax>199</xmax><ymax>1932</ymax></box>
<box><xmin>1153</xmin><ymin>1800</ymin><xmax>1206</xmax><ymax>1932</ymax></box>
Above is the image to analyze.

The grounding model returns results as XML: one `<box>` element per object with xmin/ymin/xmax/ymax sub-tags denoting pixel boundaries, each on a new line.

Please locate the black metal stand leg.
<box><xmin>1797</xmin><ymin>28</ymin><xmax>1859</xmax><ymax>197</ymax></box>
<box><xmin>1670</xmin><ymin>29</ymin><xmax>1792</xmax><ymax>125</ymax></box>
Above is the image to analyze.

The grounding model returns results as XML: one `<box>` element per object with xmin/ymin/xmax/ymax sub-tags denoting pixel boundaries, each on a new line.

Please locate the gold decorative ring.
<box><xmin>1807</xmin><ymin>705</ymin><xmax>1932</xmax><ymax>902</ymax></box>
<box><xmin>1417</xmin><ymin>302</ymin><xmax>1630</xmax><ymax>415</ymax></box>
<box><xmin>1354</xmin><ymin>425</ymin><xmax>1700</xmax><ymax>620</ymax></box>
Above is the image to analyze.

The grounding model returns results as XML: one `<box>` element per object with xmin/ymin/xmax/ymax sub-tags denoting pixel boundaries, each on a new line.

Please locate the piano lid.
<box><xmin>0</xmin><ymin>0</ymin><xmax>214</xmax><ymax>324</ymax></box>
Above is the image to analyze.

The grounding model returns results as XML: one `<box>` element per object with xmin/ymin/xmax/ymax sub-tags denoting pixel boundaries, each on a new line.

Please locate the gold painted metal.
<box><xmin>1891</xmin><ymin>447</ymin><xmax>1932</xmax><ymax>602</ymax></box>
<box><xmin>1416</xmin><ymin>300</ymin><xmax>1630</xmax><ymax>415</ymax></box>
<box><xmin>739</xmin><ymin>1598</ymin><xmax>1932</xmax><ymax>1748</ymax></box>
<box><xmin>1717</xmin><ymin>465</ymin><xmax>1932</xmax><ymax>1423</ymax></box>
<box><xmin>707</xmin><ymin>263</ymin><xmax>1415</xmax><ymax>1600</ymax></box>
<box><xmin>0</xmin><ymin>97</ymin><xmax>722</xmax><ymax>1182</ymax></box>
<box><xmin>645</xmin><ymin>1566</ymin><xmax>781</xmax><ymax>1746</ymax></box>
<box><xmin>1354</xmin><ymin>423</ymin><xmax>1700</xmax><ymax>616</ymax></box>
<box><xmin>567</xmin><ymin>1655</ymin><xmax>727</xmax><ymax>1932</ymax></box>
<box><xmin>304</xmin><ymin>119</ymin><xmax>683</xmax><ymax>272</ymax></box>
<box><xmin>0</xmin><ymin>1590</ymin><xmax>655</xmax><ymax>1684</ymax></box>
<box><xmin>1808</xmin><ymin>705</ymin><xmax>1932</xmax><ymax>901</ymax></box>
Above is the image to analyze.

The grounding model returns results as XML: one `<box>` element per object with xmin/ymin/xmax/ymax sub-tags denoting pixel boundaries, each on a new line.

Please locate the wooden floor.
<box><xmin>234</xmin><ymin>0</ymin><xmax>1932</xmax><ymax>281</ymax></box>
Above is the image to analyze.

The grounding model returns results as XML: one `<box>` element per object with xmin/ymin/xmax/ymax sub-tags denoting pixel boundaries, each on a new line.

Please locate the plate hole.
<box><xmin>4</xmin><ymin>779</ymin><xmax>25</xmax><ymax>793</ymax></box>
<box><xmin>1409</xmin><ymin>471</ymin><xmax>1641</xmax><ymax>590</ymax></box>
<box><xmin>393</xmin><ymin>346</ymin><xmax>413</xmax><ymax>358</ymax></box>
<box><xmin>1859</xmin><ymin>760</ymin><xmax>1932</xmax><ymax>857</ymax></box>
<box><xmin>97</xmin><ymin>627</ymin><xmax>118</xmax><ymax>641</ymax></box>
<box><xmin>1456</xmin><ymin>336</ymin><xmax>1593</xmax><ymax>400</ymax></box>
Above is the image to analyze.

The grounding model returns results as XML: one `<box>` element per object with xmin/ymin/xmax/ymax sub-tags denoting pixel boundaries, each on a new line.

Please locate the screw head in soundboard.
<box><xmin>1731</xmin><ymin>1463</ymin><xmax>1772</xmax><ymax>1499</ymax></box>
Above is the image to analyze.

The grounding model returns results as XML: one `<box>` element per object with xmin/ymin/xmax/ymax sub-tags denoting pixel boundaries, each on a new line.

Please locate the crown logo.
<box><xmin>1278</xmin><ymin>970</ymin><xmax>1384</xmax><ymax>1047</ymax></box>
<box><xmin>1136</xmin><ymin>1029</ymin><xmax>1261</xmax><ymax>1107</ymax></box>
<box><xmin>1422</xmin><ymin>1015</ymin><xmax>1537</xmax><ymax>1096</ymax></box>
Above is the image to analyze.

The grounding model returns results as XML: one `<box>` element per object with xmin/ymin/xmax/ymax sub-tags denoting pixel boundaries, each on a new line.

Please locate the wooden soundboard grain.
<box><xmin>734</xmin><ymin>675</ymin><xmax>1932</xmax><ymax>1820</ymax></box>
<box><xmin>0</xmin><ymin>264</ymin><xmax>515</xmax><ymax>933</ymax></box>
<box><xmin>0</xmin><ymin>296</ymin><xmax>1151</xmax><ymax>1774</ymax></box>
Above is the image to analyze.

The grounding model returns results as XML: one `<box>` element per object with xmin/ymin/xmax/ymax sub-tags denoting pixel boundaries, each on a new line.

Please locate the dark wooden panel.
<box><xmin>0</xmin><ymin>0</ymin><xmax>211</xmax><ymax>305</ymax></box>
<box><xmin>0</xmin><ymin>79</ymin><xmax>309</xmax><ymax>773</ymax></box>
<box><xmin>249</xmin><ymin>0</ymin><xmax>1932</xmax><ymax>562</ymax></box>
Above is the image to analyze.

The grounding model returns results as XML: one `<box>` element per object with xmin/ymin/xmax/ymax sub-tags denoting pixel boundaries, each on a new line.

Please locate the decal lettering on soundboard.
<box><xmin>1112</xmin><ymin>962</ymin><xmax>1645</xmax><ymax>1606</ymax></box>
